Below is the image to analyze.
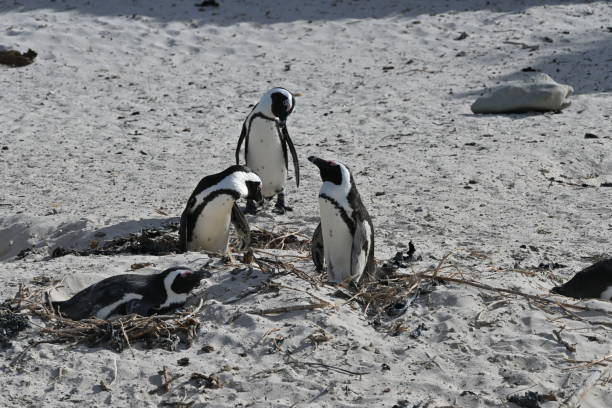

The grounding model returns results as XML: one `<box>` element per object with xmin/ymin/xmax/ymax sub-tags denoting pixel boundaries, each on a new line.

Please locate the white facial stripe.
<box><xmin>601</xmin><ymin>286</ymin><xmax>612</xmax><ymax>300</ymax></box>
<box><xmin>320</xmin><ymin>161</ymin><xmax>353</xmax><ymax>215</ymax></box>
<box><xmin>191</xmin><ymin>171</ymin><xmax>261</xmax><ymax>212</ymax></box>
<box><xmin>159</xmin><ymin>269</ymin><xmax>189</xmax><ymax>309</ymax></box>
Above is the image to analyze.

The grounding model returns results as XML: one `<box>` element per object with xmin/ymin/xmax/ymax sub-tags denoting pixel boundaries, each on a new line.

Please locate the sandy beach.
<box><xmin>1</xmin><ymin>1</ymin><xmax>611</xmax><ymax>406</ymax></box>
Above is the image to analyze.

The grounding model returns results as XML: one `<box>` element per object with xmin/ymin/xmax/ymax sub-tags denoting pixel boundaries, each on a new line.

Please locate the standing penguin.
<box><xmin>235</xmin><ymin>87</ymin><xmax>300</xmax><ymax>214</ymax></box>
<box><xmin>52</xmin><ymin>266</ymin><xmax>206</xmax><ymax>320</ymax></box>
<box><xmin>179</xmin><ymin>165</ymin><xmax>262</xmax><ymax>253</ymax></box>
<box><xmin>309</xmin><ymin>156</ymin><xmax>375</xmax><ymax>286</ymax></box>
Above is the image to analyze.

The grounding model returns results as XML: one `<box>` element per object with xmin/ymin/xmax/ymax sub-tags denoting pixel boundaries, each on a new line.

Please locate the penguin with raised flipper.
<box><xmin>52</xmin><ymin>267</ymin><xmax>207</xmax><ymax>320</ymax></box>
<box><xmin>235</xmin><ymin>87</ymin><xmax>300</xmax><ymax>214</ymax></box>
<box><xmin>179</xmin><ymin>165</ymin><xmax>262</xmax><ymax>253</ymax></box>
<box><xmin>552</xmin><ymin>259</ymin><xmax>612</xmax><ymax>300</ymax></box>
<box><xmin>309</xmin><ymin>156</ymin><xmax>375</xmax><ymax>286</ymax></box>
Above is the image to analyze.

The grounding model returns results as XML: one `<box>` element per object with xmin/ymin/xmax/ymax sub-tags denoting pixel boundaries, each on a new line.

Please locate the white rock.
<box><xmin>471</xmin><ymin>73</ymin><xmax>573</xmax><ymax>114</ymax></box>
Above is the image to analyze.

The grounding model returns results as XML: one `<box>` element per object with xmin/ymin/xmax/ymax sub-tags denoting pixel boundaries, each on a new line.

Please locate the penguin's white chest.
<box><xmin>246</xmin><ymin>118</ymin><xmax>287</xmax><ymax>198</ymax></box>
<box><xmin>319</xmin><ymin>198</ymin><xmax>353</xmax><ymax>283</ymax></box>
<box><xmin>189</xmin><ymin>195</ymin><xmax>234</xmax><ymax>252</ymax></box>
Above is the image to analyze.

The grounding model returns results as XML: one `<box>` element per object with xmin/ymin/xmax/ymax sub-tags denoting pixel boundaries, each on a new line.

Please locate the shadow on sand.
<box><xmin>3</xmin><ymin>0</ymin><xmax>592</xmax><ymax>25</ymax></box>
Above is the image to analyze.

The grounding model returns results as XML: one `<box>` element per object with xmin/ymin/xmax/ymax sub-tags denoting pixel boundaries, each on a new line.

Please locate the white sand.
<box><xmin>1</xmin><ymin>0</ymin><xmax>611</xmax><ymax>406</ymax></box>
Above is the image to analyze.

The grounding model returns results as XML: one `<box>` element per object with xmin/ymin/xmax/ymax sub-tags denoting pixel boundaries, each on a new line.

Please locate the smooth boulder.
<box><xmin>471</xmin><ymin>73</ymin><xmax>573</xmax><ymax>114</ymax></box>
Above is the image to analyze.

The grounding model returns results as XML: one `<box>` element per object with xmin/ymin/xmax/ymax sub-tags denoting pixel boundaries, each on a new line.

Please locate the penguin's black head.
<box><xmin>308</xmin><ymin>156</ymin><xmax>344</xmax><ymax>185</ymax></box>
<box><xmin>160</xmin><ymin>267</ymin><xmax>207</xmax><ymax>294</ymax></box>
<box><xmin>246</xmin><ymin>180</ymin><xmax>263</xmax><ymax>202</ymax></box>
<box><xmin>269</xmin><ymin>88</ymin><xmax>295</xmax><ymax>124</ymax></box>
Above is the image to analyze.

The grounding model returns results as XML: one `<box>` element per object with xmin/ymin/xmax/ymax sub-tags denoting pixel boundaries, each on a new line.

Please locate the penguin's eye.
<box><xmin>328</xmin><ymin>160</ymin><xmax>336</xmax><ymax>166</ymax></box>
<box><xmin>283</xmin><ymin>99</ymin><xmax>291</xmax><ymax>112</ymax></box>
<box><xmin>180</xmin><ymin>270</ymin><xmax>193</xmax><ymax>277</ymax></box>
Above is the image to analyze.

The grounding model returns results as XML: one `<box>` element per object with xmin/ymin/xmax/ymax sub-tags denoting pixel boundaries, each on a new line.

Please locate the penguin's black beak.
<box><xmin>308</xmin><ymin>156</ymin><xmax>327</xmax><ymax>170</ymax></box>
<box><xmin>550</xmin><ymin>285</ymin><xmax>564</xmax><ymax>295</ymax></box>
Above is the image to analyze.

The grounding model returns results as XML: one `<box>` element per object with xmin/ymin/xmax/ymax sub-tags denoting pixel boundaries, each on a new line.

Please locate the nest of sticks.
<box><xmin>248</xmin><ymin>226</ymin><xmax>310</xmax><ymax>252</ymax></box>
<box><xmin>2</xmin><ymin>283</ymin><xmax>203</xmax><ymax>353</ymax></box>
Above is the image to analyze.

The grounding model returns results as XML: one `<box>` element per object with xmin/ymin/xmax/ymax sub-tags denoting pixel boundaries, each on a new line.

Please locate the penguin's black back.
<box><xmin>178</xmin><ymin>166</ymin><xmax>249</xmax><ymax>251</ymax></box>
<box><xmin>190</xmin><ymin>165</ymin><xmax>251</xmax><ymax>196</ymax></box>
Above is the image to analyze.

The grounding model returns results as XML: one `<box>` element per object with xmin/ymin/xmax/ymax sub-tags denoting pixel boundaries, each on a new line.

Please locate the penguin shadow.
<box><xmin>204</xmin><ymin>266</ymin><xmax>272</xmax><ymax>305</ymax></box>
<box><xmin>51</xmin><ymin>217</ymin><xmax>181</xmax><ymax>257</ymax></box>
<box><xmin>85</xmin><ymin>216</ymin><xmax>180</xmax><ymax>244</ymax></box>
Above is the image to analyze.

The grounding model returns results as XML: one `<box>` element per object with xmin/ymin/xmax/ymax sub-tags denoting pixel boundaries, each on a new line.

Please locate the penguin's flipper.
<box><xmin>351</xmin><ymin>217</ymin><xmax>371</xmax><ymax>284</ymax></box>
<box><xmin>235</xmin><ymin>121</ymin><xmax>248</xmax><ymax>165</ymax></box>
<box><xmin>311</xmin><ymin>222</ymin><xmax>325</xmax><ymax>271</ymax></box>
<box><xmin>231</xmin><ymin>202</ymin><xmax>251</xmax><ymax>250</ymax></box>
<box><xmin>281</xmin><ymin>125</ymin><xmax>300</xmax><ymax>188</ymax></box>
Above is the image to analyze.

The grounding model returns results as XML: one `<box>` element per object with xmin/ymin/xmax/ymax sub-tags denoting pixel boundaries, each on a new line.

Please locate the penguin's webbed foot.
<box><xmin>273</xmin><ymin>193</ymin><xmax>292</xmax><ymax>214</ymax></box>
<box><xmin>245</xmin><ymin>199</ymin><xmax>258</xmax><ymax>215</ymax></box>
<box><xmin>273</xmin><ymin>204</ymin><xmax>293</xmax><ymax>215</ymax></box>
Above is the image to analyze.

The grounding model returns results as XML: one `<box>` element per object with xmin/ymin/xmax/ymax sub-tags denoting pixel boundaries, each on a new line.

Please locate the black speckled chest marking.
<box><xmin>319</xmin><ymin>193</ymin><xmax>355</xmax><ymax>234</ymax></box>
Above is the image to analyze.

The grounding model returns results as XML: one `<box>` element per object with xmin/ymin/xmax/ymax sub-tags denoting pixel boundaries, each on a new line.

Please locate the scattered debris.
<box><xmin>454</xmin><ymin>32</ymin><xmax>468</xmax><ymax>40</ymax></box>
<box><xmin>131</xmin><ymin>262</ymin><xmax>155</xmax><ymax>270</ymax></box>
<box><xmin>534</xmin><ymin>262</ymin><xmax>566</xmax><ymax>270</ymax></box>
<box><xmin>195</xmin><ymin>0</ymin><xmax>220</xmax><ymax>8</ymax></box>
<box><xmin>0</xmin><ymin>309</ymin><xmax>30</xmax><ymax>349</ymax></box>
<box><xmin>190</xmin><ymin>372</ymin><xmax>223</xmax><ymax>389</ymax></box>
<box><xmin>507</xmin><ymin>391</ymin><xmax>556</xmax><ymax>408</ymax></box>
<box><xmin>584</xmin><ymin>133</ymin><xmax>599</xmax><ymax>139</ymax></box>
<box><xmin>381</xmin><ymin>241</ymin><xmax>418</xmax><ymax>272</ymax></box>
<box><xmin>0</xmin><ymin>48</ymin><xmax>37</xmax><ymax>67</ymax></box>
<box><xmin>199</xmin><ymin>344</ymin><xmax>215</xmax><ymax>353</ymax></box>
<box><xmin>149</xmin><ymin>366</ymin><xmax>184</xmax><ymax>395</ymax></box>
<box><xmin>409</xmin><ymin>323</ymin><xmax>427</xmax><ymax>339</ymax></box>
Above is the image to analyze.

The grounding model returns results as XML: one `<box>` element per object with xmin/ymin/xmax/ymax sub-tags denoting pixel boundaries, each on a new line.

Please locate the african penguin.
<box><xmin>235</xmin><ymin>87</ymin><xmax>300</xmax><ymax>214</ymax></box>
<box><xmin>309</xmin><ymin>156</ymin><xmax>375</xmax><ymax>286</ymax></box>
<box><xmin>52</xmin><ymin>267</ymin><xmax>206</xmax><ymax>320</ymax></box>
<box><xmin>551</xmin><ymin>258</ymin><xmax>612</xmax><ymax>300</ymax></box>
<box><xmin>179</xmin><ymin>165</ymin><xmax>262</xmax><ymax>253</ymax></box>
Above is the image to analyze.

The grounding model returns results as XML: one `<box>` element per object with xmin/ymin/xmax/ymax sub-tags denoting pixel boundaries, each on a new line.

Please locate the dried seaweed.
<box><xmin>507</xmin><ymin>391</ymin><xmax>556</xmax><ymax>408</ymax></box>
<box><xmin>51</xmin><ymin>224</ymin><xmax>180</xmax><ymax>258</ymax></box>
<box><xmin>50</xmin><ymin>224</ymin><xmax>310</xmax><ymax>258</ymax></box>
<box><xmin>0</xmin><ymin>308</ymin><xmax>30</xmax><ymax>349</ymax></box>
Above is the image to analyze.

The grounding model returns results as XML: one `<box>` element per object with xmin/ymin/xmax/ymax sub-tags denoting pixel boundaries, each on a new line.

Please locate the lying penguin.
<box><xmin>309</xmin><ymin>156</ymin><xmax>375</xmax><ymax>286</ymax></box>
<box><xmin>52</xmin><ymin>267</ymin><xmax>206</xmax><ymax>320</ymax></box>
<box><xmin>551</xmin><ymin>259</ymin><xmax>612</xmax><ymax>300</ymax></box>
<box><xmin>179</xmin><ymin>165</ymin><xmax>262</xmax><ymax>253</ymax></box>
<box><xmin>235</xmin><ymin>87</ymin><xmax>300</xmax><ymax>214</ymax></box>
